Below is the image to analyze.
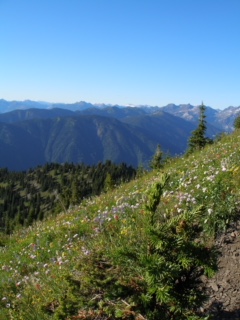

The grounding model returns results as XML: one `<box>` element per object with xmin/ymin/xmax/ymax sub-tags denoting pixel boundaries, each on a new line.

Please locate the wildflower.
<box><xmin>208</xmin><ymin>208</ymin><xmax>213</xmax><ymax>215</ymax></box>
<box><xmin>202</xmin><ymin>187</ymin><xmax>207</xmax><ymax>193</ymax></box>
<box><xmin>192</xmin><ymin>198</ymin><xmax>197</xmax><ymax>204</ymax></box>
<box><xmin>207</xmin><ymin>175</ymin><xmax>215</xmax><ymax>182</ymax></box>
<box><xmin>82</xmin><ymin>247</ymin><xmax>90</xmax><ymax>255</ymax></box>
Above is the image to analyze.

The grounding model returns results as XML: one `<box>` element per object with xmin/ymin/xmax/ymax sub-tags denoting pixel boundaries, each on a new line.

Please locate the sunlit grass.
<box><xmin>0</xmin><ymin>131</ymin><xmax>240</xmax><ymax>319</ymax></box>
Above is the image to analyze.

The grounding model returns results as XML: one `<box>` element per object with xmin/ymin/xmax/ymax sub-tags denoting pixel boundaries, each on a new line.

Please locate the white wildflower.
<box><xmin>208</xmin><ymin>208</ymin><xmax>213</xmax><ymax>215</ymax></box>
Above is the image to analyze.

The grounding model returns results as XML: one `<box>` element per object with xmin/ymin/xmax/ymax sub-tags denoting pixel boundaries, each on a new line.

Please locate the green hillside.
<box><xmin>0</xmin><ymin>131</ymin><xmax>240</xmax><ymax>319</ymax></box>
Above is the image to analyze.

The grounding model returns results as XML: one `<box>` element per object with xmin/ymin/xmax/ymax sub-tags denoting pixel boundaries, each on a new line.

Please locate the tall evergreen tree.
<box><xmin>150</xmin><ymin>144</ymin><xmax>164</xmax><ymax>169</ymax></box>
<box><xmin>187</xmin><ymin>102</ymin><xmax>211</xmax><ymax>154</ymax></box>
<box><xmin>104</xmin><ymin>172</ymin><xmax>114</xmax><ymax>192</ymax></box>
<box><xmin>234</xmin><ymin>114</ymin><xmax>240</xmax><ymax>130</ymax></box>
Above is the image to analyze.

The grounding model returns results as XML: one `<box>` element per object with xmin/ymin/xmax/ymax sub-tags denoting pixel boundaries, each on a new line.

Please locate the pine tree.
<box><xmin>150</xmin><ymin>145</ymin><xmax>164</xmax><ymax>170</ymax></box>
<box><xmin>187</xmin><ymin>102</ymin><xmax>211</xmax><ymax>154</ymax></box>
<box><xmin>104</xmin><ymin>173</ymin><xmax>114</xmax><ymax>192</ymax></box>
<box><xmin>234</xmin><ymin>115</ymin><xmax>240</xmax><ymax>130</ymax></box>
<box><xmin>71</xmin><ymin>178</ymin><xmax>80</xmax><ymax>204</ymax></box>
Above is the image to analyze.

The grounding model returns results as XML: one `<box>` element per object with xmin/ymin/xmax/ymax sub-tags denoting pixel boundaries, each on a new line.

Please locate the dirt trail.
<box><xmin>201</xmin><ymin>220</ymin><xmax>240</xmax><ymax>319</ymax></box>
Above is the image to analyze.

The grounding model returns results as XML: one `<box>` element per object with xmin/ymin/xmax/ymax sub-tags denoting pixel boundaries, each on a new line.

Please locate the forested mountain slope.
<box><xmin>0</xmin><ymin>161</ymin><xmax>136</xmax><ymax>233</ymax></box>
<box><xmin>0</xmin><ymin>113</ymin><xmax>204</xmax><ymax>170</ymax></box>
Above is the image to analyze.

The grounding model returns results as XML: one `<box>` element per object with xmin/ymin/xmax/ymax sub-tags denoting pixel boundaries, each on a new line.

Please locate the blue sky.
<box><xmin>0</xmin><ymin>0</ymin><xmax>239</xmax><ymax>109</ymax></box>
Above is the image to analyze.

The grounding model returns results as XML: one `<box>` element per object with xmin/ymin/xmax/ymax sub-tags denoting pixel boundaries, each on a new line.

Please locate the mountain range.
<box><xmin>1</xmin><ymin>99</ymin><xmax>240</xmax><ymax>130</ymax></box>
<box><xmin>0</xmin><ymin>99</ymin><xmax>239</xmax><ymax>171</ymax></box>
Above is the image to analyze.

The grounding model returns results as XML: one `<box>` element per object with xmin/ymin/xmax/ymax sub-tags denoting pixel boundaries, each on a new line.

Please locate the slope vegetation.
<box><xmin>0</xmin><ymin>131</ymin><xmax>240</xmax><ymax>319</ymax></box>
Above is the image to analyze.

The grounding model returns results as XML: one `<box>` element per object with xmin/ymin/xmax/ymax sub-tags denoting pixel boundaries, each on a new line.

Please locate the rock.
<box><xmin>210</xmin><ymin>283</ymin><xmax>219</xmax><ymax>292</ymax></box>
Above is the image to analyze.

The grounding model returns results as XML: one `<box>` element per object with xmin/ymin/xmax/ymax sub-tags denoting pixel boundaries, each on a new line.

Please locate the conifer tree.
<box><xmin>234</xmin><ymin>114</ymin><xmax>240</xmax><ymax>130</ymax></box>
<box><xmin>187</xmin><ymin>102</ymin><xmax>211</xmax><ymax>154</ymax></box>
<box><xmin>104</xmin><ymin>172</ymin><xmax>114</xmax><ymax>192</ymax></box>
<box><xmin>150</xmin><ymin>144</ymin><xmax>164</xmax><ymax>169</ymax></box>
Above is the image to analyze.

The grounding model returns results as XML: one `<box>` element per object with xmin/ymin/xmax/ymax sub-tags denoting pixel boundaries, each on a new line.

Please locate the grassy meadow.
<box><xmin>0</xmin><ymin>131</ymin><xmax>240</xmax><ymax>319</ymax></box>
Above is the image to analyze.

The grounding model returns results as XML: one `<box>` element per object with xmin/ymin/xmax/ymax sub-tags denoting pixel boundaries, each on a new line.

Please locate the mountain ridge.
<box><xmin>0</xmin><ymin>113</ymin><xmax>201</xmax><ymax>170</ymax></box>
<box><xmin>0</xmin><ymin>100</ymin><xmax>239</xmax><ymax>171</ymax></box>
<box><xmin>1</xmin><ymin>99</ymin><xmax>239</xmax><ymax>131</ymax></box>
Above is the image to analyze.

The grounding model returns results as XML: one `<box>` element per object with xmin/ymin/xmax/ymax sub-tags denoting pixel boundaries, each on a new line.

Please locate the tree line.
<box><xmin>0</xmin><ymin>161</ymin><xmax>136</xmax><ymax>234</ymax></box>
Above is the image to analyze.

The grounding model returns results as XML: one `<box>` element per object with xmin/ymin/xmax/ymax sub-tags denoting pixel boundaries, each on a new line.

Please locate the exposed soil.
<box><xmin>200</xmin><ymin>220</ymin><xmax>240</xmax><ymax>319</ymax></box>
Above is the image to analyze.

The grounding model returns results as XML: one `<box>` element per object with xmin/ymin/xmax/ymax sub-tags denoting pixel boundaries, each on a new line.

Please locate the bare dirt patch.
<box><xmin>201</xmin><ymin>220</ymin><xmax>240</xmax><ymax>319</ymax></box>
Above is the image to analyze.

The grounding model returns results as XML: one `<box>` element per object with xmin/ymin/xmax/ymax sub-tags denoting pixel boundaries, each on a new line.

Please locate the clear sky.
<box><xmin>0</xmin><ymin>0</ymin><xmax>239</xmax><ymax>109</ymax></box>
